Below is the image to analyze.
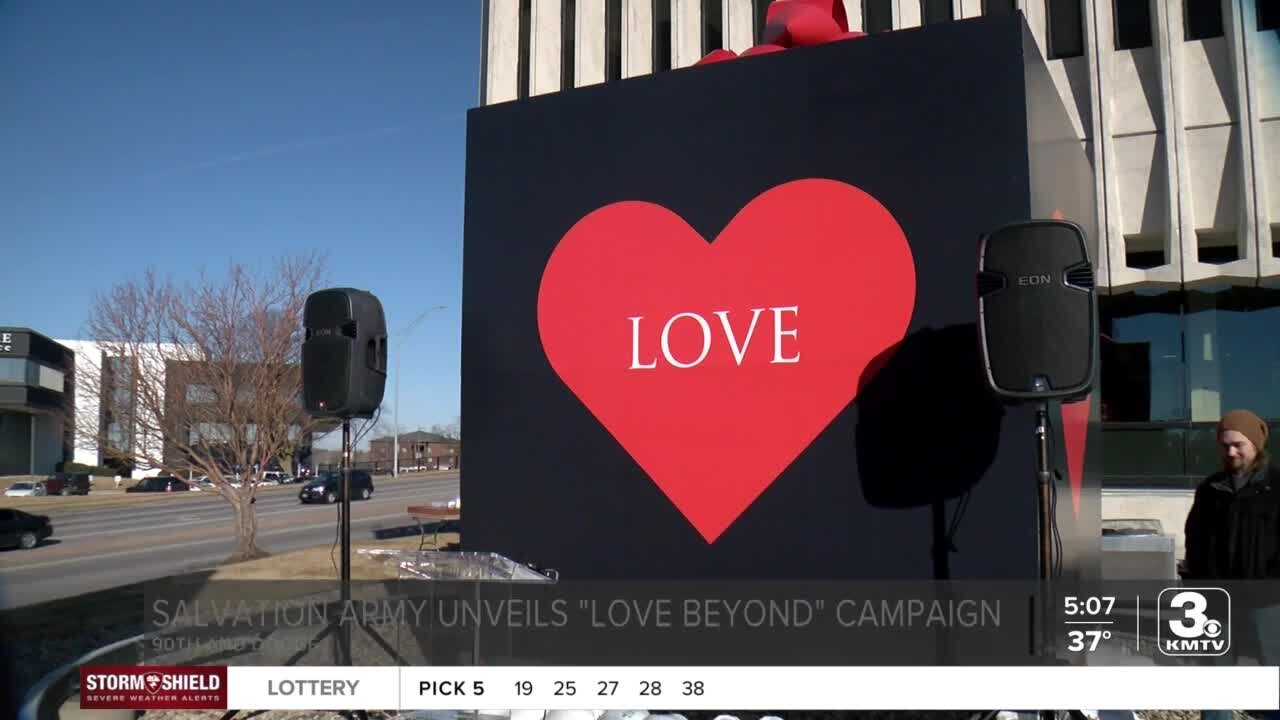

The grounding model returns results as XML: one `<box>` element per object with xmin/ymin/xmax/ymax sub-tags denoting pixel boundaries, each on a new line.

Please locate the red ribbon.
<box><xmin>695</xmin><ymin>0</ymin><xmax>866</xmax><ymax>66</ymax></box>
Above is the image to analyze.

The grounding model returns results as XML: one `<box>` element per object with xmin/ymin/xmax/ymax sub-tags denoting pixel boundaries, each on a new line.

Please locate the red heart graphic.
<box><xmin>537</xmin><ymin>179</ymin><xmax>916</xmax><ymax>542</ymax></box>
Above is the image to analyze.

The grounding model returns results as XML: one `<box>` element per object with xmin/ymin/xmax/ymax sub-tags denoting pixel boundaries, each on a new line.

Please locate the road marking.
<box><xmin>30</xmin><ymin>475</ymin><xmax>460</xmax><ymax>522</ymax></box>
<box><xmin>0</xmin><ymin>511</ymin><xmax>422</xmax><ymax>574</ymax></box>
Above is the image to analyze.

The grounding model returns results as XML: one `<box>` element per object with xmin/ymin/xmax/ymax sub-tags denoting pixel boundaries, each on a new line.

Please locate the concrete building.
<box><xmin>478</xmin><ymin>0</ymin><xmax>1280</xmax><ymax>553</ymax></box>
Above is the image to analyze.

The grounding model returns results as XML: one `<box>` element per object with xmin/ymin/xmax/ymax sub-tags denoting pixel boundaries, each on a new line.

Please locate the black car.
<box><xmin>125</xmin><ymin>476</ymin><xmax>191</xmax><ymax>493</ymax></box>
<box><xmin>44</xmin><ymin>472</ymin><xmax>92</xmax><ymax>496</ymax></box>
<box><xmin>299</xmin><ymin>471</ymin><xmax>374</xmax><ymax>503</ymax></box>
<box><xmin>0</xmin><ymin>508</ymin><xmax>53</xmax><ymax>550</ymax></box>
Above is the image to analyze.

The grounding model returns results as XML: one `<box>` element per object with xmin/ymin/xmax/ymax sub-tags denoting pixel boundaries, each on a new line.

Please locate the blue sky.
<box><xmin>1</xmin><ymin>1</ymin><xmax>480</xmax><ymax>445</ymax></box>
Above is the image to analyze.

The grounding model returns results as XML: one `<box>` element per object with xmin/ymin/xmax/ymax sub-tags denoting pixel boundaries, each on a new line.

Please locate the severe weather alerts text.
<box><xmin>79</xmin><ymin>666</ymin><xmax>228</xmax><ymax>710</ymax></box>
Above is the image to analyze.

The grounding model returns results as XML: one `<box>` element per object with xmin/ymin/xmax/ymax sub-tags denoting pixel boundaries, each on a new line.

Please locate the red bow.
<box><xmin>695</xmin><ymin>0</ymin><xmax>866</xmax><ymax>66</ymax></box>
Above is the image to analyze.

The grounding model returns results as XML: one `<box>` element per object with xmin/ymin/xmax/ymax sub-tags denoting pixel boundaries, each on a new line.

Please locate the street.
<box><xmin>0</xmin><ymin>472</ymin><xmax>460</xmax><ymax>610</ymax></box>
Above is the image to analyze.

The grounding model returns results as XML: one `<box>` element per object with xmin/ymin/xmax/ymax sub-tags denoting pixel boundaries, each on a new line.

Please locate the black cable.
<box><xmin>945</xmin><ymin>488</ymin><xmax>972</xmax><ymax>553</ymax></box>
<box><xmin>1044</xmin><ymin>407</ymin><xmax>1065</xmax><ymax>579</ymax></box>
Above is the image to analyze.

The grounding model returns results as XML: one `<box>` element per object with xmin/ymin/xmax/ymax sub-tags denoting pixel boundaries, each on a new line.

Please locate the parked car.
<box><xmin>43</xmin><ymin>472</ymin><xmax>92</xmax><ymax>496</ymax></box>
<box><xmin>125</xmin><ymin>476</ymin><xmax>193</xmax><ymax>493</ymax></box>
<box><xmin>299</xmin><ymin>470</ymin><xmax>374</xmax><ymax>504</ymax></box>
<box><xmin>0</xmin><ymin>508</ymin><xmax>53</xmax><ymax>549</ymax></box>
<box><xmin>4</xmin><ymin>482</ymin><xmax>45</xmax><ymax>497</ymax></box>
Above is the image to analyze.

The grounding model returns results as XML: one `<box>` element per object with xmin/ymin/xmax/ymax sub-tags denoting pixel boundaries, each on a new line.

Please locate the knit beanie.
<box><xmin>1218</xmin><ymin>409</ymin><xmax>1269</xmax><ymax>454</ymax></box>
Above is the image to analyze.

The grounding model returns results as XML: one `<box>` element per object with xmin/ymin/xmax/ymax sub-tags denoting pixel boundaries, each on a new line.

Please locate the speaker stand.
<box><xmin>1035</xmin><ymin>402</ymin><xmax>1059</xmax><ymax>720</ymax></box>
<box><xmin>339</xmin><ymin>419</ymin><xmax>368</xmax><ymax>720</ymax></box>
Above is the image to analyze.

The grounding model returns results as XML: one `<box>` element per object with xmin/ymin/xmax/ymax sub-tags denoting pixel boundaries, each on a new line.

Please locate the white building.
<box><xmin>478</xmin><ymin>0</ymin><xmax>1280</xmax><ymax>551</ymax></box>
<box><xmin>55</xmin><ymin>338</ymin><xmax>187</xmax><ymax>478</ymax></box>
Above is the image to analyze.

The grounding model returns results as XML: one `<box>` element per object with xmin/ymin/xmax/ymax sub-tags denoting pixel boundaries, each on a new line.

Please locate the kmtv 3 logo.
<box><xmin>1158</xmin><ymin>588</ymin><xmax>1231</xmax><ymax>656</ymax></box>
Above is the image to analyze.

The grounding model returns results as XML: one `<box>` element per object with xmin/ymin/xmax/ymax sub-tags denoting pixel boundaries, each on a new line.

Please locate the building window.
<box><xmin>37</xmin><ymin>365</ymin><xmax>64</xmax><ymax>393</ymax></box>
<box><xmin>1101</xmin><ymin>293</ymin><xmax>1187</xmax><ymax>424</ymax></box>
<box><xmin>1100</xmin><ymin>288</ymin><xmax>1280</xmax><ymax>488</ymax></box>
<box><xmin>1184</xmin><ymin>0</ymin><xmax>1224</xmax><ymax>40</ymax></box>
<box><xmin>1114</xmin><ymin>0</ymin><xmax>1153</xmax><ymax>49</ymax></box>
<box><xmin>1196</xmin><ymin>228</ymin><xmax>1239</xmax><ymax>265</ymax></box>
<box><xmin>654</xmin><ymin>0</ymin><xmax>672</xmax><ymax>71</ymax></box>
<box><xmin>702</xmin><ymin>0</ymin><xmax>723</xmax><ymax>53</ymax></box>
<box><xmin>191</xmin><ymin>422</ymin><xmax>232</xmax><ymax>444</ymax></box>
<box><xmin>1184</xmin><ymin>288</ymin><xmax>1280</xmax><ymax>420</ymax></box>
<box><xmin>982</xmin><ymin>0</ymin><xmax>1017</xmax><ymax>14</ymax></box>
<box><xmin>606</xmin><ymin>0</ymin><xmax>623</xmax><ymax>81</ymax></box>
<box><xmin>186</xmin><ymin>384</ymin><xmax>215</xmax><ymax>403</ymax></box>
<box><xmin>754</xmin><ymin>0</ymin><xmax>770</xmax><ymax>43</ymax></box>
<box><xmin>517</xmin><ymin>0</ymin><xmax>531</xmax><ymax>98</ymax></box>
<box><xmin>0</xmin><ymin>358</ymin><xmax>34</xmax><ymax>384</ymax></box>
<box><xmin>1262</xmin><ymin>0</ymin><xmax>1280</xmax><ymax>31</ymax></box>
<box><xmin>921</xmin><ymin>0</ymin><xmax>954</xmax><ymax>24</ymax></box>
<box><xmin>864</xmin><ymin>0</ymin><xmax>893</xmax><ymax>33</ymax></box>
<box><xmin>562</xmin><ymin>0</ymin><xmax>576</xmax><ymax>88</ymax></box>
<box><xmin>1046</xmin><ymin>0</ymin><xmax>1084</xmax><ymax>58</ymax></box>
<box><xmin>108</xmin><ymin>422</ymin><xmax>130</xmax><ymax>452</ymax></box>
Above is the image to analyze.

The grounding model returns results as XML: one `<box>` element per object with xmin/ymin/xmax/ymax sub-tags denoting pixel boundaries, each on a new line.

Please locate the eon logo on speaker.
<box><xmin>1016</xmin><ymin>274</ymin><xmax>1053</xmax><ymax>286</ymax></box>
<box><xmin>1157</xmin><ymin>587</ymin><xmax>1231</xmax><ymax>657</ymax></box>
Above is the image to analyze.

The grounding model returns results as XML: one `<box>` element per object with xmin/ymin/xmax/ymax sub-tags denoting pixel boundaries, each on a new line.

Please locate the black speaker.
<box><xmin>977</xmin><ymin>219</ymin><xmax>1098</xmax><ymax>401</ymax></box>
<box><xmin>302</xmin><ymin>288</ymin><xmax>387</xmax><ymax>418</ymax></box>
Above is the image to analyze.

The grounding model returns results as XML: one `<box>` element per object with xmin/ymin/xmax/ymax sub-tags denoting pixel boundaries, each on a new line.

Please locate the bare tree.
<box><xmin>429</xmin><ymin>418</ymin><xmax>460</xmax><ymax>442</ymax></box>
<box><xmin>75</xmin><ymin>252</ymin><xmax>328</xmax><ymax>562</ymax></box>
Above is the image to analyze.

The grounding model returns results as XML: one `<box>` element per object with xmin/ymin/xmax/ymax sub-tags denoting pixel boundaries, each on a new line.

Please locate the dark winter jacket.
<box><xmin>1183</xmin><ymin>462</ymin><xmax>1280</xmax><ymax>581</ymax></box>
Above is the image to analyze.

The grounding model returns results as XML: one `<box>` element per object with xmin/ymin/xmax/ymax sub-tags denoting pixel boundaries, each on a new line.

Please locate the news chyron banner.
<box><xmin>72</xmin><ymin>580</ymin><xmax>1280</xmax><ymax>711</ymax></box>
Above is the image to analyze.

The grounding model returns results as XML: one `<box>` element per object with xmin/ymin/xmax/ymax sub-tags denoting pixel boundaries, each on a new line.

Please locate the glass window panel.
<box><xmin>1184</xmin><ymin>0</ymin><xmax>1224</xmax><ymax>39</ymax></box>
<box><xmin>606</xmin><ymin>0</ymin><xmax>622</xmax><ymax>82</ymax></box>
<box><xmin>921</xmin><ymin>0</ymin><xmax>953</xmax><ymax>24</ymax></box>
<box><xmin>1262</xmin><ymin>0</ymin><xmax>1280</xmax><ymax>31</ymax></box>
<box><xmin>518</xmin><ymin>0</ymin><xmax>531</xmax><ymax>98</ymax></box>
<box><xmin>864</xmin><ymin>0</ymin><xmax>892</xmax><ymax>33</ymax></box>
<box><xmin>1114</xmin><ymin>0</ymin><xmax>1153</xmax><ymax>49</ymax></box>
<box><xmin>37</xmin><ymin>365</ymin><xmax>64</xmax><ymax>392</ymax></box>
<box><xmin>562</xmin><ymin>0</ymin><xmax>576</xmax><ymax>87</ymax></box>
<box><xmin>187</xmin><ymin>384</ymin><xmax>215</xmax><ymax>403</ymax></box>
<box><xmin>753</xmin><ymin>0</ymin><xmax>769</xmax><ymax>43</ymax></box>
<box><xmin>1047</xmin><ymin>0</ymin><xmax>1084</xmax><ymax>59</ymax></box>
<box><xmin>701</xmin><ymin>0</ymin><xmax>722</xmax><ymax>53</ymax></box>
<box><xmin>0</xmin><ymin>358</ymin><xmax>27</xmax><ymax>383</ymax></box>
<box><xmin>1185</xmin><ymin>288</ymin><xmax>1280</xmax><ymax>421</ymax></box>
<box><xmin>654</xmin><ymin>0</ymin><xmax>672</xmax><ymax>71</ymax></box>
<box><xmin>1100</xmin><ymin>293</ymin><xmax>1187</xmax><ymax>422</ymax></box>
<box><xmin>1102</xmin><ymin>426</ymin><xmax>1187</xmax><ymax>479</ymax></box>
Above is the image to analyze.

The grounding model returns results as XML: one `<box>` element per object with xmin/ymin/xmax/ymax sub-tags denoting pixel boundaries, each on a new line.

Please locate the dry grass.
<box><xmin>207</xmin><ymin>533</ymin><xmax>460</xmax><ymax>580</ymax></box>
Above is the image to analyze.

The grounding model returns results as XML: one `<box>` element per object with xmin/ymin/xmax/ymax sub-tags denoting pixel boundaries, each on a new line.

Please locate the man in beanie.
<box><xmin>1184</xmin><ymin>408</ymin><xmax>1279</xmax><ymax>581</ymax></box>
<box><xmin>1184</xmin><ymin>409</ymin><xmax>1280</xmax><ymax>719</ymax></box>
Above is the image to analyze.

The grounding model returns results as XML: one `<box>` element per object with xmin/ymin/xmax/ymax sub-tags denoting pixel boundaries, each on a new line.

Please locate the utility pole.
<box><xmin>392</xmin><ymin>305</ymin><xmax>446</xmax><ymax>477</ymax></box>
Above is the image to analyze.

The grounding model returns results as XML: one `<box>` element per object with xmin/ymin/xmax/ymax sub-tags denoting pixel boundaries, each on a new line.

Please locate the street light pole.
<box><xmin>392</xmin><ymin>305</ymin><xmax>446</xmax><ymax>477</ymax></box>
